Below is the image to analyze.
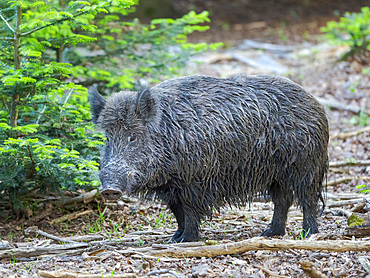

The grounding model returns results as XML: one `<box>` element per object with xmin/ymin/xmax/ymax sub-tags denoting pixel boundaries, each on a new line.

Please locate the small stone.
<box><xmin>191</xmin><ymin>264</ymin><xmax>209</xmax><ymax>278</ymax></box>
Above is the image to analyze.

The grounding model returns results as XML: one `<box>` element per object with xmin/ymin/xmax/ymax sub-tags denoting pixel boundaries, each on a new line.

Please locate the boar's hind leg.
<box><xmin>302</xmin><ymin>197</ymin><xmax>319</xmax><ymax>236</ymax></box>
<box><xmin>260</xmin><ymin>184</ymin><xmax>293</xmax><ymax>237</ymax></box>
<box><xmin>168</xmin><ymin>202</ymin><xmax>185</xmax><ymax>242</ymax></box>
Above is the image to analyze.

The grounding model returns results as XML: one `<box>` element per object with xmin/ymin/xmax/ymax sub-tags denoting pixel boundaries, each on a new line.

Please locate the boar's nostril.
<box><xmin>101</xmin><ymin>188</ymin><xmax>122</xmax><ymax>200</ymax></box>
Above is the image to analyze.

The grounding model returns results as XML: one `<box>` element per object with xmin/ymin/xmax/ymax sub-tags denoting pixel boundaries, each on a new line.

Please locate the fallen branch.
<box><xmin>326</xmin><ymin>199</ymin><xmax>366</xmax><ymax>208</ymax></box>
<box><xmin>49</xmin><ymin>209</ymin><xmax>93</xmax><ymax>225</ymax></box>
<box><xmin>24</xmin><ymin>227</ymin><xmax>77</xmax><ymax>244</ymax></box>
<box><xmin>64</xmin><ymin>234</ymin><xmax>105</xmax><ymax>242</ymax></box>
<box><xmin>0</xmin><ymin>242</ymin><xmax>89</xmax><ymax>259</ymax></box>
<box><xmin>351</xmin><ymin>200</ymin><xmax>369</xmax><ymax>212</ymax></box>
<box><xmin>38</xmin><ymin>270</ymin><xmax>135</xmax><ymax>278</ymax></box>
<box><xmin>329</xmin><ymin>208</ymin><xmax>351</xmax><ymax>218</ymax></box>
<box><xmin>240</xmin><ymin>39</ymin><xmax>295</xmax><ymax>53</ymax></box>
<box><xmin>326</xmin><ymin>192</ymin><xmax>368</xmax><ymax>200</ymax></box>
<box><xmin>24</xmin><ymin>231</ymin><xmax>103</xmax><ymax>244</ymax></box>
<box><xmin>254</xmin><ymin>264</ymin><xmax>289</xmax><ymax>278</ymax></box>
<box><xmin>330</xmin><ymin>126</ymin><xmax>370</xmax><ymax>140</ymax></box>
<box><xmin>4</xmin><ymin>236</ymin><xmax>370</xmax><ymax>260</ymax></box>
<box><xmin>232</xmin><ymin>53</ymin><xmax>288</xmax><ymax>74</ymax></box>
<box><xmin>327</xmin><ymin>176</ymin><xmax>370</xmax><ymax>187</ymax></box>
<box><xmin>145</xmin><ymin>238</ymin><xmax>370</xmax><ymax>258</ymax></box>
<box><xmin>317</xmin><ymin>97</ymin><xmax>369</xmax><ymax>114</ymax></box>
<box><xmin>152</xmin><ymin>242</ymin><xmax>205</xmax><ymax>249</ymax></box>
<box><xmin>146</xmin><ymin>269</ymin><xmax>180</xmax><ymax>278</ymax></box>
<box><xmin>0</xmin><ymin>236</ymin><xmax>155</xmax><ymax>259</ymax></box>
<box><xmin>0</xmin><ymin>241</ymin><xmax>12</xmax><ymax>250</ymax></box>
<box><xmin>300</xmin><ymin>260</ymin><xmax>328</xmax><ymax>278</ymax></box>
<box><xmin>329</xmin><ymin>160</ymin><xmax>370</xmax><ymax>168</ymax></box>
<box><xmin>58</xmin><ymin>189</ymin><xmax>99</xmax><ymax>205</ymax></box>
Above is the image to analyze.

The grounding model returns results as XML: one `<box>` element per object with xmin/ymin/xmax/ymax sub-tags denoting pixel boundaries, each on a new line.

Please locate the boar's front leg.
<box><xmin>180</xmin><ymin>208</ymin><xmax>200</xmax><ymax>242</ymax></box>
<box><xmin>168</xmin><ymin>201</ymin><xmax>200</xmax><ymax>242</ymax></box>
<box><xmin>168</xmin><ymin>201</ymin><xmax>185</xmax><ymax>242</ymax></box>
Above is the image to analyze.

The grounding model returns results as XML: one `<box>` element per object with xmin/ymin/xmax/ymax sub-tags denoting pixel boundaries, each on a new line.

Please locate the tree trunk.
<box><xmin>10</xmin><ymin>5</ymin><xmax>22</xmax><ymax>127</ymax></box>
<box><xmin>56</xmin><ymin>45</ymin><xmax>65</xmax><ymax>63</ymax></box>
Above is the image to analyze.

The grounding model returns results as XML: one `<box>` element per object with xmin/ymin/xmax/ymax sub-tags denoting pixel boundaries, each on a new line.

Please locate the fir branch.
<box><xmin>20</xmin><ymin>10</ymin><xmax>88</xmax><ymax>37</ymax></box>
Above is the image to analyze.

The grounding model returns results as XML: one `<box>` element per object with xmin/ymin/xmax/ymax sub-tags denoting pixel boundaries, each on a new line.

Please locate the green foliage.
<box><xmin>362</xmin><ymin>66</ymin><xmax>370</xmax><ymax>75</ymax></box>
<box><xmin>69</xmin><ymin>10</ymin><xmax>222</xmax><ymax>91</ymax></box>
<box><xmin>0</xmin><ymin>0</ymin><xmax>220</xmax><ymax>211</ymax></box>
<box><xmin>356</xmin><ymin>184</ymin><xmax>370</xmax><ymax>194</ymax></box>
<box><xmin>349</xmin><ymin>108</ymin><xmax>369</xmax><ymax>127</ymax></box>
<box><xmin>291</xmin><ymin>228</ymin><xmax>310</xmax><ymax>240</ymax></box>
<box><xmin>321</xmin><ymin>7</ymin><xmax>370</xmax><ymax>64</ymax></box>
<box><xmin>0</xmin><ymin>0</ymin><xmax>123</xmax><ymax>211</ymax></box>
<box><xmin>152</xmin><ymin>208</ymin><xmax>173</xmax><ymax>229</ymax></box>
<box><xmin>347</xmin><ymin>214</ymin><xmax>365</xmax><ymax>227</ymax></box>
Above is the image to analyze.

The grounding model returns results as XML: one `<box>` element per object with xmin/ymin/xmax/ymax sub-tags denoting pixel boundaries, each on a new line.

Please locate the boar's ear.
<box><xmin>135</xmin><ymin>88</ymin><xmax>157</xmax><ymax>123</ymax></box>
<box><xmin>88</xmin><ymin>85</ymin><xmax>106</xmax><ymax>124</ymax></box>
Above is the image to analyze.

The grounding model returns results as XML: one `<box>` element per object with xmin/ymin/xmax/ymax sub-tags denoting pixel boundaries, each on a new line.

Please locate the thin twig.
<box><xmin>27</xmin><ymin>145</ymin><xmax>36</xmax><ymax>166</ymax></box>
<box><xmin>36</xmin><ymin>105</ymin><xmax>46</xmax><ymax>124</ymax></box>
<box><xmin>24</xmin><ymin>227</ymin><xmax>77</xmax><ymax>244</ymax></box>
<box><xmin>146</xmin><ymin>269</ymin><xmax>180</xmax><ymax>278</ymax></box>
<box><xmin>49</xmin><ymin>209</ymin><xmax>93</xmax><ymax>225</ymax></box>
<box><xmin>329</xmin><ymin>160</ymin><xmax>370</xmax><ymax>168</ymax></box>
<box><xmin>0</xmin><ymin>12</ymin><xmax>14</xmax><ymax>33</ymax></box>
<box><xmin>318</xmin><ymin>97</ymin><xmax>369</xmax><ymax>114</ymax></box>
<box><xmin>330</xmin><ymin>125</ymin><xmax>370</xmax><ymax>140</ymax></box>
<box><xmin>254</xmin><ymin>264</ymin><xmax>289</xmax><ymax>278</ymax></box>
<box><xmin>327</xmin><ymin>176</ymin><xmax>370</xmax><ymax>186</ymax></box>
<box><xmin>62</xmin><ymin>88</ymin><xmax>74</xmax><ymax>107</ymax></box>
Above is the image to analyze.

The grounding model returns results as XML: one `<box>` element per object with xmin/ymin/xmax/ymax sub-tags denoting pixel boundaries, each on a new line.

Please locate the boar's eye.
<box><xmin>128</xmin><ymin>134</ymin><xmax>136</xmax><ymax>142</ymax></box>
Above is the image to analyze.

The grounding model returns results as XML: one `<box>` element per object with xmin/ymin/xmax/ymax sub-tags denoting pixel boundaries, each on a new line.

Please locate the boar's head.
<box><xmin>89</xmin><ymin>85</ymin><xmax>162</xmax><ymax>200</ymax></box>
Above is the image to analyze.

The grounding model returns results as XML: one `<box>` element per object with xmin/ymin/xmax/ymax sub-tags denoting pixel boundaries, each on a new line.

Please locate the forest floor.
<box><xmin>0</xmin><ymin>1</ymin><xmax>370</xmax><ymax>277</ymax></box>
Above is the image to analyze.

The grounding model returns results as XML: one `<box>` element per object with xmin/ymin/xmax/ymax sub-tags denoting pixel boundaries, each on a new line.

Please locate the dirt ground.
<box><xmin>177</xmin><ymin>0</ymin><xmax>369</xmax><ymax>43</ymax></box>
<box><xmin>0</xmin><ymin>0</ymin><xmax>370</xmax><ymax>277</ymax></box>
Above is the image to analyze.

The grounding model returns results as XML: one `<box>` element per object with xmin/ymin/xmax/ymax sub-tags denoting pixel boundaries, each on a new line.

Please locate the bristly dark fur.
<box><xmin>90</xmin><ymin>75</ymin><xmax>329</xmax><ymax>242</ymax></box>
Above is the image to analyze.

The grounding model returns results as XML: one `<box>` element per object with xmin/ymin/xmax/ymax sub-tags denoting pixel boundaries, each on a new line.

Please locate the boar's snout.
<box><xmin>101</xmin><ymin>186</ymin><xmax>122</xmax><ymax>200</ymax></box>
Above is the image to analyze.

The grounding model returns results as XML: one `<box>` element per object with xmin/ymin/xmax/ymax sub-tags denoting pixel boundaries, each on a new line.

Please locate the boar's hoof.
<box><xmin>101</xmin><ymin>188</ymin><xmax>122</xmax><ymax>200</ymax></box>
<box><xmin>170</xmin><ymin>232</ymin><xmax>199</xmax><ymax>243</ymax></box>
<box><xmin>168</xmin><ymin>237</ymin><xmax>183</xmax><ymax>243</ymax></box>
<box><xmin>168</xmin><ymin>231</ymin><xmax>185</xmax><ymax>243</ymax></box>
<box><xmin>260</xmin><ymin>227</ymin><xmax>286</xmax><ymax>237</ymax></box>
